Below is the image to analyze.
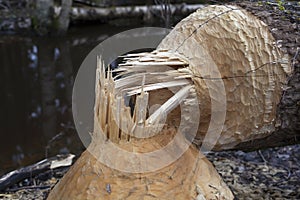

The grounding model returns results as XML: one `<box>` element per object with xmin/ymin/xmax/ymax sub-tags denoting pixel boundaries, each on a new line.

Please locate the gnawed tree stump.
<box><xmin>47</xmin><ymin>132</ymin><xmax>233</xmax><ymax>199</ymax></box>
<box><xmin>48</xmin><ymin>5</ymin><xmax>294</xmax><ymax>200</ymax></box>
<box><xmin>47</xmin><ymin>59</ymin><xmax>234</xmax><ymax>199</ymax></box>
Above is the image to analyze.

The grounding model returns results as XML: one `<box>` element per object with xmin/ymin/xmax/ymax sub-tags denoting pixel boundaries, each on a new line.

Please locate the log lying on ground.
<box><xmin>111</xmin><ymin>5</ymin><xmax>292</xmax><ymax>151</ymax></box>
<box><xmin>60</xmin><ymin>4</ymin><xmax>204</xmax><ymax>22</ymax></box>
<box><xmin>0</xmin><ymin>154</ymin><xmax>75</xmax><ymax>191</ymax></box>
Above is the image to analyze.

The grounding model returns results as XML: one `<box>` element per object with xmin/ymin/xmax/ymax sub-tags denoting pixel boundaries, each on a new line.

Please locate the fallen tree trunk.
<box><xmin>151</xmin><ymin>3</ymin><xmax>299</xmax><ymax>151</ymax></box>
<box><xmin>0</xmin><ymin>154</ymin><xmax>75</xmax><ymax>191</ymax></box>
<box><xmin>62</xmin><ymin>4</ymin><xmax>204</xmax><ymax>22</ymax></box>
<box><xmin>67</xmin><ymin>2</ymin><xmax>299</xmax><ymax>151</ymax></box>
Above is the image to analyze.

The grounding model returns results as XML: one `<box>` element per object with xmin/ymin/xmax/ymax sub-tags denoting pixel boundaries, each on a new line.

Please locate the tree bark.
<box><xmin>34</xmin><ymin>0</ymin><xmax>54</xmax><ymax>35</ymax></box>
<box><xmin>56</xmin><ymin>0</ymin><xmax>72</xmax><ymax>35</ymax></box>
<box><xmin>233</xmin><ymin>63</ymin><xmax>300</xmax><ymax>151</ymax></box>
<box><xmin>231</xmin><ymin>2</ymin><xmax>300</xmax><ymax>151</ymax></box>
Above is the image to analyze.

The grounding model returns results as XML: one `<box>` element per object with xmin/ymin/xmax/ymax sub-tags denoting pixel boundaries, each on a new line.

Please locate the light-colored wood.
<box><xmin>48</xmin><ymin>36</ymin><xmax>233</xmax><ymax>199</ymax></box>
<box><xmin>47</xmin><ymin>5</ymin><xmax>292</xmax><ymax>199</ymax></box>
<box><xmin>157</xmin><ymin>5</ymin><xmax>290</xmax><ymax>150</ymax></box>
<box><xmin>47</xmin><ymin>129</ymin><xmax>233</xmax><ymax>200</ymax></box>
<box><xmin>115</xmin><ymin>5</ymin><xmax>291</xmax><ymax>150</ymax></box>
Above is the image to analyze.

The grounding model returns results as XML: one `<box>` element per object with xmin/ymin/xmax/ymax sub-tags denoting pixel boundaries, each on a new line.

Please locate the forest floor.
<box><xmin>0</xmin><ymin>0</ymin><xmax>299</xmax><ymax>199</ymax></box>
<box><xmin>208</xmin><ymin>145</ymin><xmax>300</xmax><ymax>199</ymax></box>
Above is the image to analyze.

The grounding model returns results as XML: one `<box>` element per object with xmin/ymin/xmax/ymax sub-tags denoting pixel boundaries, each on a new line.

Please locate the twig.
<box><xmin>6</xmin><ymin>185</ymin><xmax>51</xmax><ymax>192</ymax></box>
<box><xmin>291</xmin><ymin>47</ymin><xmax>300</xmax><ymax>71</ymax></box>
<box><xmin>245</xmin><ymin>61</ymin><xmax>288</xmax><ymax>74</ymax></box>
<box><xmin>257</xmin><ymin>150</ymin><xmax>267</xmax><ymax>163</ymax></box>
<box><xmin>154</xmin><ymin>0</ymin><xmax>171</xmax><ymax>28</ymax></box>
<box><xmin>45</xmin><ymin>132</ymin><xmax>65</xmax><ymax>158</ymax></box>
<box><xmin>0</xmin><ymin>3</ymin><xmax>9</xmax><ymax>10</ymax></box>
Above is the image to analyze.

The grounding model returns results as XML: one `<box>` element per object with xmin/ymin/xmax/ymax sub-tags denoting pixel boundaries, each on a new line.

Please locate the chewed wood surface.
<box><xmin>47</xmin><ymin>4</ymin><xmax>293</xmax><ymax>200</ymax></box>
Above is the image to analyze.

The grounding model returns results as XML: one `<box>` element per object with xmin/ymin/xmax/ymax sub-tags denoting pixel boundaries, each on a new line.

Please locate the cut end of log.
<box><xmin>94</xmin><ymin>51</ymin><xmax>198</xmax><ymax>144</ymax></box>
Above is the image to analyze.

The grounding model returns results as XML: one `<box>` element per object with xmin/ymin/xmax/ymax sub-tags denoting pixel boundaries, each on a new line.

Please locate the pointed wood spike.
<box><xmin>126</xmin><ymin>80</ymin><xmax>190</xmax><ymax>96</ymax></box>
<box><xmin>146</xmin><ymin>85</ymin><xmax>193</xmax><ymax>125</ymax></box>
<box><xmin>141</xmin><ymin>74</ymin><xmax>146</xmax><ymax>93</ymax></box>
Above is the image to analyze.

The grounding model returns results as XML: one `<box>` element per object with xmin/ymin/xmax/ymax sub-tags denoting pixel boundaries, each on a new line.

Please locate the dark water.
<box><xmin>0</xmin><ymin>24</ymin><xmax>139</xmax><ymax>176</ymax></box>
